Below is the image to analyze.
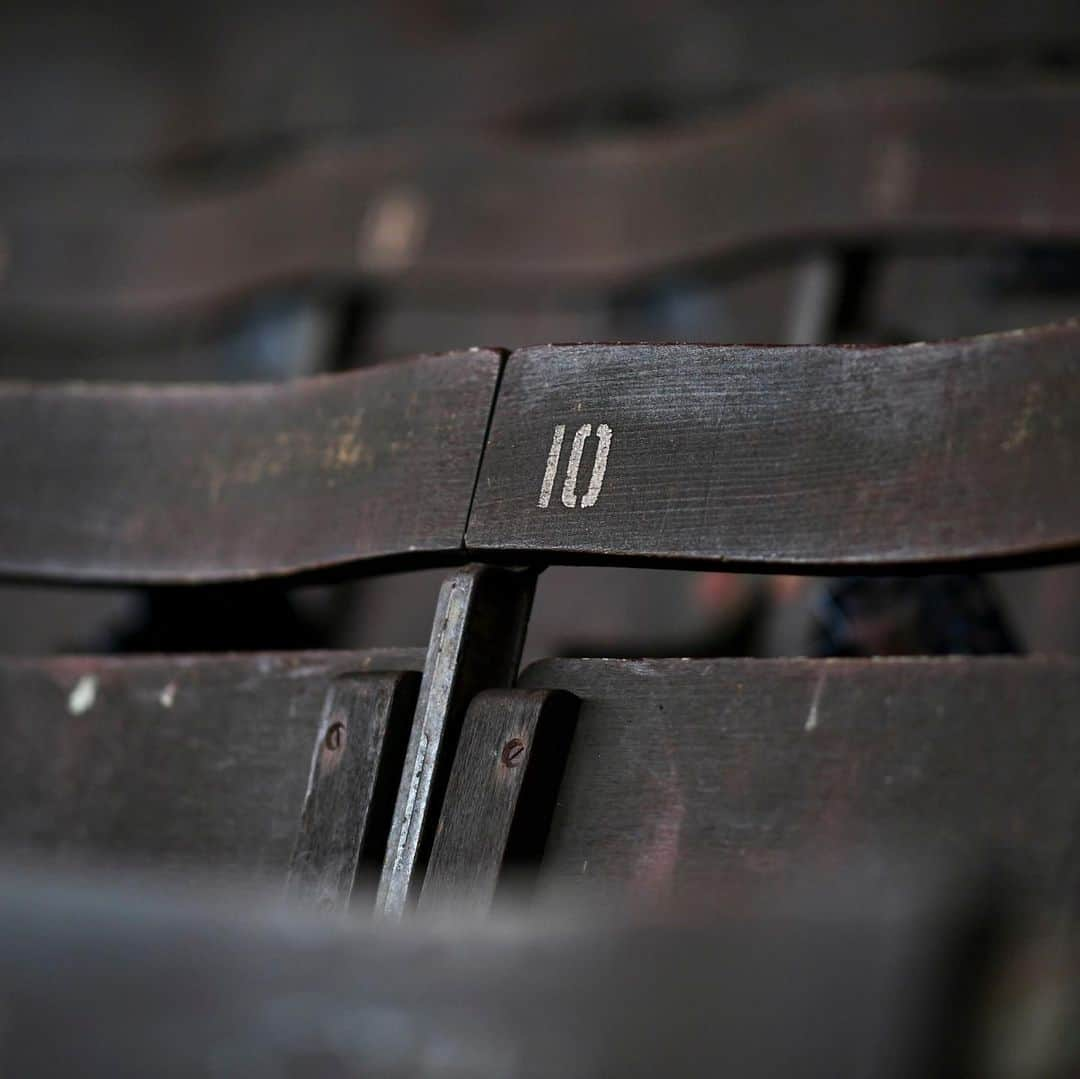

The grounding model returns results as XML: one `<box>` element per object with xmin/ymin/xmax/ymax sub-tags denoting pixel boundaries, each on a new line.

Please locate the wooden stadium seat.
<box><xmin>6</xmin><ymin>79</ymin><xmax>1080</xmax><ymax>329</ymax></box>
<box><xmin>0</xmin><ymin>650</ymin><xmax>421</xmax><ymax>910</ymax></box>
<box><xmin>424</xmin><ymin>656</ymin><xmax>1080</xmax><ymax>909</ymax></box>
<box><xmin>0</xmin><ymin>350</ymin><xmax>501</xmax><ymax>583</ymax></box>
<box><xmin>1</xmin><ymin>324</ymin><xmax>1078</xmax><ymax>915</ymax></box>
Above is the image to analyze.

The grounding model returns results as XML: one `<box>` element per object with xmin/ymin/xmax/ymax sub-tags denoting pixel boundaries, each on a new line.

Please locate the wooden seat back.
<box><xmin>3</xmin><ymin>327</ymin><xmax>1078</xmax><ymax>585</ymax></box>
<box><xmin>423</xmin><ymin>656</ymin><xmax>1080</xmax><ymax>908</ymax></box>
<box><xmin>0</xmin><ymin>649</ymin><xmax>421</xmax><ymax>900</ymax></box>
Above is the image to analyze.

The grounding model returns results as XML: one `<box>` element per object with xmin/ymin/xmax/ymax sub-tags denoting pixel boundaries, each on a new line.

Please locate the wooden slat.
<box><xmin>3</xmin><ymin>3</ymin><xmax>1076</xmax><ymax>167</ymax></box>
<box><xmin>8</xmin><ymin>79</ymin><xmax>1080</xmax><ymax>325</ymax></box>
<box><xmin>286</xmin><ymin>671</ymin><xmax>419</xmax><ymax>912</ymax></box>
<box><xmin>419</xmin><ymin>688</ymin><xmax>578</xmax><ymax>913</ymax></box>
<box><xmin>518</xmin><ymin>656</ymin><xmax>1080</xmax><ymax>902</ymax></box>
<box><xmin>0</xmin><ymin>350</ymin><xmax>501</xmax><ymax>584</ymax></box>
<box><xmin>467</xmin><ymin>324</ymin><xmax>1080</xmax><ymax>569</ymax></box>
<box><xmin>377</xmin><ymin>566</ymin><xmax>536</xmax><ymax>918</ymax></box>
<box><xmin>0</xmin><ymin>649</ymin><xmax>422</xmax><ymax>879</ymax></box>
<box><xmin>5</xmin><ymin>325</ymin><xmax>1079</xmax><ymax>586</ymax></box>
<box><xmin>0</xmin><ymin>862</ymin><xmax>998</xmax><ymax>1079</ymax></box>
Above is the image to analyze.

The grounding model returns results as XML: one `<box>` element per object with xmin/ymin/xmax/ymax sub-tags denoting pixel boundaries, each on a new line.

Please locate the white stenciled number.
<box><xmin>537</xmin><ymin>424</ymin><xmax>566</xmax><ymax>509</ymax></box>
<box><xmin>563</xmin><ymin>423</ymin><xmax>613</xmax><ymax>509</ymax></box>
<box><xmin>537</xmin><ymin>422</ymin><xmax>613</xmax><ymax>508</ymax></box>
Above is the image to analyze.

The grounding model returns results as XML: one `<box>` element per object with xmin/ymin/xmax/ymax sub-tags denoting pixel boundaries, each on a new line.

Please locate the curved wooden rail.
<box><xmin>467</xmin><ymin>322</ymin><xmax>1080</xmax><ymax>569</ymax></box>
<box><xmin>2</xmin><ymin>324</ymin><xmax>1079</xmax><ymax>584</ymax></box>
<box><xmin>7</xmin><ymin>79</ymin><xmax>1080</xmax><ymax>326</ymax></box>
<box><xmin>2</xmin><ymin>2</ymin><xmax>1076</xmax><ymax>166</ymax></box>
<box><xmin>0</xmin><ymin>350</ymin><xmax>502</xmax><ymax>584</ymax></box>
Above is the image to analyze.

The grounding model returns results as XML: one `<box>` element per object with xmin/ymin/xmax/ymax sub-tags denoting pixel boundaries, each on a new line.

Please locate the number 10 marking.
<box><xmin>538</xmin><ymin>422</ymin><xmax>613</xmax><ymax>508</ymax></box>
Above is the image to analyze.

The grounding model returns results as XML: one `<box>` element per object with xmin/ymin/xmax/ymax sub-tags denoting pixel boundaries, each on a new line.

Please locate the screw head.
<box><xmin>324</xmin><ymin>721</ymin><xmax>345</xmax><ymax>752</ymax></box>
<box><xmin>501</xmin><ymin>738</ymin><xmax>526</xmax><ymax>768</ymax></box>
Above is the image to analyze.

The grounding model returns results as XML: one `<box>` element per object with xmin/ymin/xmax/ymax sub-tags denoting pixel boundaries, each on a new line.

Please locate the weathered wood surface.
<box><xmin>3</xmin><ymin>3</ymin><xmax>1076</xmax><ymax>166</ymax></box>
<box><xmin>419</xmin><ymin>689</ymin><xmax>578</xmax><ymax>913</ymax></box>
<box><xmin>8</xmin><ymin>79</ymin><xmax>1080</xmax><ymax>324</ymax></box>
<box><xmin>286</xmin><ymin>672</ymin><xmax>419</xmax><ymax>912</ymax></box>
<box><xmin>4</xmin><ymin>325</ymin><xmax>1079</xmax><ymax>584</ymax></box>
<box><xmin>518</xmin><ymin>657</ymin><xmax>1080</xmax><ymax>902</ymax></box>
<box><xmin>0</xmin><ymin>649</ymin><xmax>422</xmax><ymax>878</ymax></box>
<box><xmin>0</xmin><ymin>863</ymin><xmax>997</xmax><ymax>1079</ymax></box>
<box><xmin>377</xmin><ymin>566</ymin><xmax>535</xmax><ymax>918</ymax></box>
<box><xmin>0</xmin><ymin>350</ymin><xmax>501</xmax><ymax>584</ymax></box>
<box><xmin>468</xmin><ymin>324</ymin><xmax>1080</xmax><ymax>569</ymax></box>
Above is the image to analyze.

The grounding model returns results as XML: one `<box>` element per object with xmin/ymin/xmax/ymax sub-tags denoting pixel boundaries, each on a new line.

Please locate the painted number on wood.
<box><xmin>538</xmin><ymin>423</ymin><xmax>613</xmax><ymax>508</ymax></box>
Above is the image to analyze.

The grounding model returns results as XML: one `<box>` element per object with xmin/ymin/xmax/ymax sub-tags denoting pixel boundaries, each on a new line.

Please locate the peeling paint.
<box><xmin>805</xmin><ymin>670</ymin><xmax>827</xmax><ymax>732</ymax></box>
<box><xmin>67</xmin><ymin>676</ymin><xmax>97</xmax><ymax>715</ymax></box>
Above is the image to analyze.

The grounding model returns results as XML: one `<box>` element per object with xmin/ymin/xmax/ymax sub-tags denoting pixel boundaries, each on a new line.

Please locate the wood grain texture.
<box><xmin>0</xmin><ymin>863</ymin><xmax>990</xmax><ymax>1079</ymax></box>
<box><xmin>419</xmin><ymin>689</ymin><xmax>578</xmax><ymax>913</ymax></box>
<box><xmin>377</xmin><ymin>566</ymin><xmax>536</xmax><ymax>918</ymax></box>
<box><xmin>0</xmin><ymin>649</ymin><xmax>422</xmax><ymax>879</ymax></box>
<box><xmin>9</xmin><ymin>78</ymin><xmax>1080</xmax><ymax>324</ymax></box>
<box><xmin>0</xmin><ymin>350</ymin><xmax>501</xmax><ymax>584</ymax></box>
<box><xmin>519</xmin><ymin>656</ymin><xmax>1080</xmax><ymax>902</ymax></box>
<box><xmin>468</xmin><ymin>324</ymin><xmax>1080</xmax><ymax>568</ymax></box>
<box><xmin>5</xmin><ymin>324</ymin><xmax>1079</xmax><ymax>587</ymax></box>
<box><xmin>3</xmin><ymin>3</ymin><xmax>1076</xmax><ymax>166</ymax></box>
<box><xmin>286</xmin><ymin>671</ymin><xmax>419</xmax><ymax>912</ymax></box>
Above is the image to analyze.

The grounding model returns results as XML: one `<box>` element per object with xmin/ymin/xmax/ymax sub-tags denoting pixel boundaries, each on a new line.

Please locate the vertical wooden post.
<box><xmin>376</xmin><ymin>565</ymin><xmax>536</xmax><ymax>918</ymax></box>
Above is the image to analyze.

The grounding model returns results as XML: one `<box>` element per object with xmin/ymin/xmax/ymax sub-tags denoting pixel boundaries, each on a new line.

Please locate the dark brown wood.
<box><xmin>517</xmin><ymin>656</ymin><xmax>1080</xmax><ymax>903</ymax></box>
<box><xmin>3</xmin><ymin>3</ymin><xmax>1076</xmax><ymax>167</ymax></box>
<box><xmin>377</xmin><ymin>565</ymin><xmax>536</xmax><ymax>918</ymax></box>
<box><xmin>370</xmin><ymin>253</ymin><xmax>839</xmax><ymax>365</ymax></box>
<box><xmin>0</xmin><ymin>861</ymin><xmax>1004</xmax><ymax>1079</ymax></box>
<box><xmin>5</xmin><ymin>326</ymin><xmax>1080</xmax><ymax>582</ymax></box>
<box><xmin>467</xmin><ymin>324</ymin><xmax>1080</xmax><ymax>569</ymax></box>
<box><xmin>0</xmin><ymin>649</ymin><xmax>422</xmax><ymax>879</ymax></box>
<box><xmin>0</xmin><ymin>350</ymin><xmax>501</xmax><ymax>584</ymax></box>
<box><xmin>286</xmin><ymin>671</ymin><xmax>419</xmax><ymax>912</ymax></box>
<box><xmin>8</xmin><ymin>78</ymin><xmax>1080</xmax><ymax>326</ymax></box>
<box><xmin>419</xmin><ymin>688</ymin><xmax>578</xmax><ymax>913</ymax></box>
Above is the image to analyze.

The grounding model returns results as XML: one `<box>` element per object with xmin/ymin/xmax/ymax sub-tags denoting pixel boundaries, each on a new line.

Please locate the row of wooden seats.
<box><xmin>5</xmin><ymin>636</ymin><xmax>1077</xmax><ymax>914</ymax></box>
<box><xmin>4</xmin><ymin>2</ymin><xmax>1074</xmax><ymax>167</ymax></box>
<box><xmin>6</xmin><ymin>77</ymin><xmax>1080</xmax><ymax>331</ymax></box>
<box><xmin>1</xmin><ymin>323</ymin><xmax>1078</xmax><ymax>915</ymax></box>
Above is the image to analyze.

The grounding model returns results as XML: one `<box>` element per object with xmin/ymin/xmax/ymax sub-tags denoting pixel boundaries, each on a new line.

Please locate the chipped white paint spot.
<box><xmin>872</xmin><ymin>137</ymin><xmax>917</xmax><ymax>216</ymax></box>
<box><xmin>359</xmin><ymin>189</ymin><xmax>428</xmax><ymax>272</ymax></box>
<box><xmin>68</xmin><ymin>676</ymin><xmax>97</xmax><ymax>715</ymax></box>
<box><xmin>804</xmin><ymin>670</ymin><xmax>827</xmax><ymax>732</ymax></box>
<box><xmin>159</xmin><ymin>682</ymin><xmax>178</xmax><ymax>708</ymax></box>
